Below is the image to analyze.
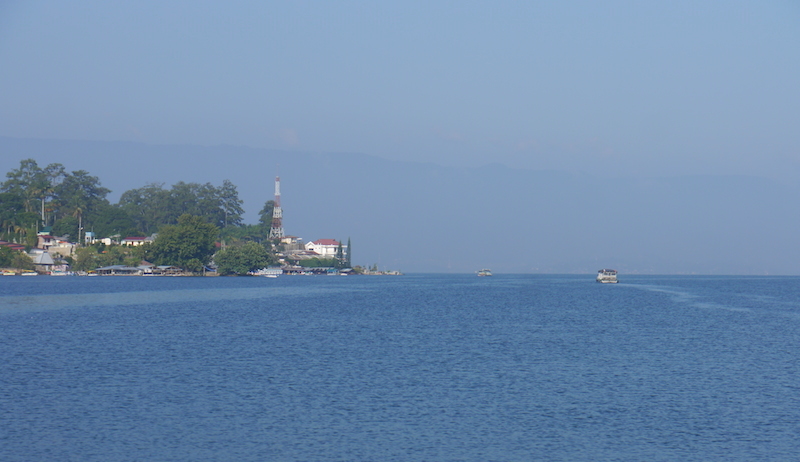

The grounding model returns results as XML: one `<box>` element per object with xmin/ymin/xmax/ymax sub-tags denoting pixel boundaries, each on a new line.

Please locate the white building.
<box><xmin>304</xmin><ymin>239</ymin><xmax>342</xmax><ymax>258</ymax></box>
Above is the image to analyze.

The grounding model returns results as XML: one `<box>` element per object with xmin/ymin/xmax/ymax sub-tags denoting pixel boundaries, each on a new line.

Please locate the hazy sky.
<box><xmin>2</xmin><ymin>1</ymin><xmax>799</xmax><ymax>180</ymax></box>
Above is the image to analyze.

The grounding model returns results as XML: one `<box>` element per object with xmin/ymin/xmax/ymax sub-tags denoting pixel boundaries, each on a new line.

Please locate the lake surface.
<box><xmin>1</xmin><ymin>274</ymin><xmax>799</xmax><ymax>461</ymax></box>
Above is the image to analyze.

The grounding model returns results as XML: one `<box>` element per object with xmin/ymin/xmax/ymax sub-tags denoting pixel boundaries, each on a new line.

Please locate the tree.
<box><xmin>41</xmin><ymin>163</ymin><xmax>67</xmax><ymax>225</ymax></box>
<box><xmin>0</xmin><ymin>192</ymin><xmax>25</xmax><ymax>240</ymax></box>
<box><xmin>219</xmin><ymin>223</ymin><xmax>267</xmax><ymax>243</ymax></box>
<box><xmin>147</xmin><ymin>214</ymin><xmax>218</xmax><ymax>272</ymax></box>
<box><xmin>118</xmin><ymin>183</ymin><xmax>171</xmax><ymax>235</ymax></box>
<box><xmin>1</xmin><ymin>159</ymin><xmax>49</xmax><ymax>215</ymax></box>
<box><xmin>52</xmin><ymin>215</ymin><xmax>79</xmax><ymax>240</ymax></box>
<box><xmin>214</xmin><ymin>241</ymin><xmax>273</xmax><ymax>275</ymax></box>
<box><xmin>258</xmin><ymin>200</ymin><xmax>275</xmax><ymax>227</ymax></box>
<box><xmin>2</xmin><ymin>161</ymin><xmax>113</xmax><ymax>236</ymax></box>
<box><xmin>53</xmin><ymin>169</ymin><xmax>111</xmax><ymax>223</ymax></box>
<box><xmin>335</xmin><ymin>241</ymin><xmax>344</xmax><ymax>268</ymax></box>
<box><xmin>90</xmin><ymin>203</ymin><xmax>139</xmax><ymax>239</ymax></box>
<box><xmin>72</xmin><ymin>247</ymin><xmax>99</xmax><ymax>272</ymax></box>
<box><xmin>0</xmin><ymin>246</ymin><xmax>15</xmax><ymax>267</ymax></box>
<box><xmin>11</xmin><ymin>251</ymin><xmax>34</xmax><ymax>271</ymax></box>
<box><xmin>219</xmin><ymin>179</ymin><xmax>244</xmax><ymax>228</ymax></box>
<box><xmin>118</xmin><ymin>180</ymin><xmax>245</xmax><ymax>234</ymax></box>
<box><xmin>346</xmin><ymin>237</ymin><xmax>352</xmax><ymax>267</ymax></box>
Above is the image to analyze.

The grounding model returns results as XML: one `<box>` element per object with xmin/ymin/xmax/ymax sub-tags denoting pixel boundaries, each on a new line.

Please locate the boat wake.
<box><xmin>628</xmin><ymin>284</ymin><xmax>753</xmax><ymax>313</ymax></box>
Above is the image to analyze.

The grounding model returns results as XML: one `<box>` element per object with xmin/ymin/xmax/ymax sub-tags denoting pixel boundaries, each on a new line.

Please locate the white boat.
<box><xmin>477</xmin><ymin>269</ymin><xmax>492</xmax><ymax>277</ymax></box>
<box><xmin>251</xmin><ymin>268</ymin><xmax>282</xmax><ymax>277</ymax></box>
<box><xmin>596</xmin><ymin>269</ymin><xmax>618</xmax><ymax>283</ymax></box>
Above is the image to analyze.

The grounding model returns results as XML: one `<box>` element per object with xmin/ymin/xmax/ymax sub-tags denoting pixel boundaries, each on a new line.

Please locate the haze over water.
<box><xmin>2</xmin><ymin>274</ymin><xmax>799</xmax><ymax>461</ymax></box>
<box><xmin>2</xmin><ymin>2</ymin><xmax>800</xmax><ymax>274</ymax></box>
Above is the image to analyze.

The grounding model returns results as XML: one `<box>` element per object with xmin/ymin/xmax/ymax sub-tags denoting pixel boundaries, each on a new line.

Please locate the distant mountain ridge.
<box><xmin>2</xmin><ymin>136</ymin><xmax>798</xmax><ymax>274</ymax></box>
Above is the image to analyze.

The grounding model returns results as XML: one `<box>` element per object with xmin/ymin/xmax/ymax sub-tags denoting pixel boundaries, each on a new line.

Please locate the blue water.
<box><xmin>1</xmin><ymin>274</ymin><xmax>799</xmax><ymax>461</ymax></box>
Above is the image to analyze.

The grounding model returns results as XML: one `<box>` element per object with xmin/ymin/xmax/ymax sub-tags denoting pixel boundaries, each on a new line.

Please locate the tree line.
<box><xmin>0</xmin><ymin>158</ymin><xmax>286</xmax><ymax>274</ymax></box>
<box><xmin>1</xmin><ymin>159</ymin><xmax>278</xmax><ymax>245</ymax></box>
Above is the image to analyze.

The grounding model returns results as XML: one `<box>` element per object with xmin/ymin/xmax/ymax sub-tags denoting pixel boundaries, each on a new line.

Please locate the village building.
<box><xmin>28</xmin><ymin>249</ymin><xmax>56</xmax><ymax>273</ymax></box>
<box><xmin>121</xmin><ymin>236</ymin><xmax>153</xmax><ymax>246</ymax></box>
<box><xmin>304</xmin><ymin>239</ymin><xmax>343</xmax><ymax>258</ymax></box>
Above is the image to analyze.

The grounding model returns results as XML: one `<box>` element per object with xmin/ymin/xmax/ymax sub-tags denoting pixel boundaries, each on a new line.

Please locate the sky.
<box><xmin>2</xmin><ymin>1</ymin><xmax>799</xmax><ymax>179</ymax></box>
<box><xmin>2</xmin><ymin>1</ymin><xmax>800</xmax><ymax>274</ymax></box>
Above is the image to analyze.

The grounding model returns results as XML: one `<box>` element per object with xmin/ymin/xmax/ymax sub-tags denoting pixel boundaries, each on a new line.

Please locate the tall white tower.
<box><xmin>269</xmin><ymin>176</ymin><xmax>284</xmax><ymax>239</ymax></box>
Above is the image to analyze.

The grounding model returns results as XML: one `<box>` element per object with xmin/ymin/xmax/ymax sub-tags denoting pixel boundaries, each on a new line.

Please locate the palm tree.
<box><xmin>13</xmin><ymin>224</ymin><xmax>26</xmax><ymax>244</ymax></box>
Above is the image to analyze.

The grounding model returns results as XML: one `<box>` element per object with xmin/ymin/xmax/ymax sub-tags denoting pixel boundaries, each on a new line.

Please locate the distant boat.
<box><xmin>477</xmin><ymin>269</ymin><xmax>492</xmax><ymax>277</ymax></box>
<box><xmin>250</xmin><ymin>268</ymin><xmax>282</xmax><ymax>277</ymax></box>
<box><xmin>596</xmin><ymin>269</ymin><xmax>618</xmax><ymax>283</ymax></box>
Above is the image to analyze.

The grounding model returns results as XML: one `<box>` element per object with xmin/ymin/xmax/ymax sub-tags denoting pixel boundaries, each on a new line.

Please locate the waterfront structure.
<box><xmin>269</xmin><ymin>176</ymin><xmax>285</xmax><ymax>240</ymax></box>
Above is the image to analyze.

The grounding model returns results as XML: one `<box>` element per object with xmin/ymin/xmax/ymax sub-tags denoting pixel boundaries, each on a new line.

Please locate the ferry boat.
<box><xmin>477</xmin><ymin>269</ymin><xmax>492</xmax><ymax>277</ymax></box>
<box><xmin>596</xmin><ymin>269</ymin><xmax>618</xmax><ymax>283</ymax></box>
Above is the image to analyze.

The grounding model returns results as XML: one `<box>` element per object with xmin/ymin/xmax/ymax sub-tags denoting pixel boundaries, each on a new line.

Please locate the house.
<box><xmin>36</xmin><ymin>234</ymin><xmax>56</xmax><ymax>250</ymax></box>
<box><xmin>34</xmin><ymin>234</ymin><xmax>76</xmax><ymax>258</ymax></box>
<box><xmin>121</xmin><ymin>236</ymin><xmax>147</xmax><ymax>246</ymax></box>
<box><xmin>47</xmin><ymin>240</ymin><xmax>76</xmax><ymax>258</ymax></box>
<box><xmin>28</xmin><ymin>249</ymin><xmax>55</xmax><ymax>273</ymax></box>
<box><xmin>87</xmin><ymin>234</ymin><xmax>122</xmax><ymax>246</ymax></box>
<box><xmin>304</xmin><ymin>239</ymin><xmax>343</xmax><ymax>258</ymax></box>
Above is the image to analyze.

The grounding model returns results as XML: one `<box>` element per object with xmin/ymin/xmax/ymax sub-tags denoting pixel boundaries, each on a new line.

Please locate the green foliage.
<box><xmin>90</xmin><ymin>203</ymin><xmax>139</xmax><ymax>238</ymax></box>
<box><xmin>147</xmin><ymin>214</ymin><xmax>218</xmax><ymax>272</ymax></box>
<box><xmin>53</xmin><ymin>169</ymin><xmax>111</xmax><ymax>225</ymax></box>
<box><xmin>69</xmin><ymin>244</ymin><xmax>148</xmax><ymax>271</ymax></box>
<box><xmin>214</xmin><ymin>241</ymin><xmax>273</xmax><ymax>275</ymax></box>
<box><xmin>0</xmin><ymin>192</ymin><xmax>39</xmax><ymax>244</ymax></box>
<box><xmin>72</xmin><ymin>247</ymin><xmax>99</xmax><ymax>272</ymax></box>
<box><xmin>219</xmin><ymin>179</ymin><xmax>244</xmax><ymax>228</ymax></box>
<box><xmin>118</xmin><ymin>183</ymin><xmax>171</xmax><ymax>235</ymax></box>
<box><xmin>96</xmin><ymin>245</ymin><xmax>130</xmax><ymax>267</ymax></box>
<box><xmin>297</xmin><ymin>257</ymin><xmax>339</xmax><ymax>268</ymax></box>
<box><xmin>258</xmin><ymin>200</ymin><xmax>275</xmax><ymax>227</ymax></box>
<box><xmin>1</xmin><ymin>159</ymin><xmax>112</xmax><ymax>229</ymax></box>
<box><xmin>0</xmin><ymin>192</ymin><xmax>25</xmax><ymax>237</ymax></box>
<box><xmin>336</xmin><ymin>242</ymin><xmax>344</xmax><ymax>260</ymax></box>
<box><xmin>1</xmin><ymin>161</ymin><xmax>297</xmax><ymax>271</ymax></box>
<box><xmin>11</xmin><ymin>251</ymin><xmax>34</xmax><ymax>271</ymax></box>
<box><xmin>1</xmin><ymin>159</ymin><xmax>51</xmax><ymax>215</ymax></box>
<box><xmin>118</xmin><ymin>180</ymin><xmax>245</xmax><ymax>235</ymax></box>
<box><xmin>0</xmin><ymin>246</ymin><xmax>15</xmax><ymax>267</ymax></box>
<box><xmin>52</xmin><ymin>216</ymin><xmax>79</xmax><ymax>240</ymax></box>
<box><xmin>219</xmin><ymin>224</ymin><xmax>269</xmax><ymax>243</ymax></box>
